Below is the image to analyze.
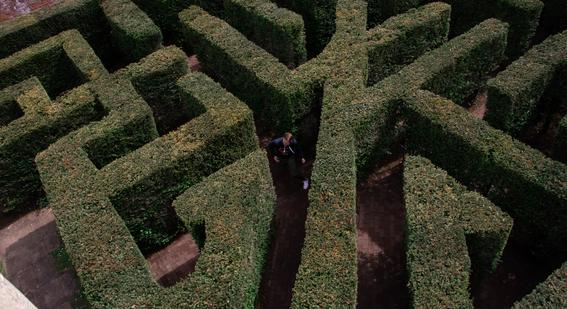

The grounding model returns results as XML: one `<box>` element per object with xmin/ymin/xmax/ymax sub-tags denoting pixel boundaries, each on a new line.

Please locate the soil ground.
<box><xmin>0</xmin><ymin>208</ymin><xmax>79</xmax><ymax>309</ymax></box>
<box><xmin>467</xmin><ymin>89</ymin><xmax>488</xmax><ymax>119</ymax></box>
<box><xmin>356</xmin><ymin>156</ymin><xmax>408</xmax><ymax>309</ymax></box>
<box><xmin>146</xmin><ymin>233</ymin><xmax>199</xmax><ymax>287</ymax></box>
<box><xmin>470</xmin><ymin>238</ymin><xmax>557</xmax><ymax>308</ymax></box>
<box><xmin>255</xmin><ymin>151</ymin><xmax>312</xmax><ymax>309</ymax></box>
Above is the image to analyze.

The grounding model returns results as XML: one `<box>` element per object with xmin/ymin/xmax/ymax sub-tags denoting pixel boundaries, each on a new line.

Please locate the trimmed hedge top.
<box><xmin>404</xmin><ymin>155</ymin><xmax>512</xmax><ymax>308</ymax></box>
<box><xmin>0</xmin><ymin>30</ymin><xmax>107</xmax><ymax>212</ymax></box>
<box><xmin>486</xmin><ymin>30</ymin><xmax>567</xmax><ymax>134</ymax></box>
<box><xmin>0</xmin><ymin>0</ymin><xmax>162</xmax><ymax>66</ymax></box>
<box><xmin>403</xmin><ymin>90</ymin><xmax>567</xmax><ymax>260</ymax></box>
<box><xmin>37</xmin><ymin>49</ymin><xmax>262</xmax><ymax>305</ymax></box>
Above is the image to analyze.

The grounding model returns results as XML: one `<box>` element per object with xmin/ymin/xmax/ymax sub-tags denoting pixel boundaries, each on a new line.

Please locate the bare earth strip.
<box><xmin>0</xmin><ymin>208</ymin><xmax>79</xmax><ymax>309</ymax></box>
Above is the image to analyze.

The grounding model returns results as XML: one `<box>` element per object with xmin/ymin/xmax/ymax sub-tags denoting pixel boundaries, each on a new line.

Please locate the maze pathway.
<box><xmin>0</xmin><ymin>0</ymin><xmax>566</xmax><ymax>307</ymax></box>
<box><xmin>0</xmin><ymin>208</ymin><xmax>79</xmax><ymax>309</ymax></box>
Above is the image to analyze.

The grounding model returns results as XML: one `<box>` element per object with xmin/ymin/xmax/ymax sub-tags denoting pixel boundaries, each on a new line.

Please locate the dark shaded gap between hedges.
<box><xmin>0</xmin><ymin>48</ymin><xmax>87</xmax><ymax>100</ymax></box>
<box><xmin>0</xmin><ymin>99</ymin><xmax>24</xmax><ymax>127</ymax></box>
<box><xmin>110</xmin><ymin>184</ymin><xmax>188</xmax><ymax>256</ymax></box>
<box><xmin>356</xmin><ymin>145</ymin><xmax>409</xmax><ymax>309</ymax></box>
<box><xmin>461</xmin><ymin>93</ymin><xmax>561</xmax><ymax>308</ymax></box>
<box><xmin>517</xmin><ymin>72</ymin><xmax>567</xmax><ymax>160</ymax></box>
<box><xmin>131</xmin><ymin>78</ymin><xmax>205</xmax><ymax>136</ymax></box>
<box><xmin>255</xmin><ymin>87</ymin><xmax>322</xmax><ymax>309</ymax></box>
<box><xmin>273</xmin><ymin>0</ymin><xmax>337</xmax><ymax>59</ymax></box>
<box><xmin>83</xmin><ymin>78</ymin><xmax>206</xmax><ymax>170</ymax></box>
<box><xmin>469</xmin><ymin>231</ymin><xmax>559</xmax><ymax>309</ymax></box>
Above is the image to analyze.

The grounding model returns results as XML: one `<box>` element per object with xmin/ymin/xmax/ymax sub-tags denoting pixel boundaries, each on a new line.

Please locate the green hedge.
<box><xmin>486</xmin><ymin>30</ymin><xmax>567</xmax><ymax>134</ymax></box>
<box><xmin>513</xmin><ymin>261</ymin><xmax>567</xmax><ymax>308</ymax></box>
<box><xmin>224</xmin><ymin>0</ymin><xmax>306</xmax><ymax>67</ymax></box>
<box><xmin>0</xmin><ymin>30</ymin><xmax>107</xmax><ymax>213</ymax></box>
<box><xmin>555</xmin><ymin>115</ymin><xmax>567</xmax><ymax>163</ymax></box>
<box><xmin>0</xmin><ymin>30</ymin><xmax>107</xmax><ymax>97</ymax></box>
<box><xmin>180</xmin><ymin>5</ymin><xmax>313</xmax><ymax>131</ymax></box>
<box><xmin>130</xmin><ymin>0</ymin><xmax>223</xmax><ymax>45</ymax></box>
<box><xmin>0</xmin><ymin>0</ymin><xmax>161</xmax><ymax>66</ymax></box>
<box><xmin>432</xmin><ymin>0</ymin><xmax>543</xmax><ymax>59</ymax></box>
<box><xmin>0</xmin><ymin>0</ymin><xmax>106</xmax><ymax>58</ymax></box>
<box><xmin>416</xmin><ymin>19</ymin><xmax>508</xmax><ymax>103</ymax></box>
<box><xmin>404</xmin><ymin>155</ymin><xmax>512</xmax><ymax>308</ymax></box>
<box><xmin>274</xmin><ymin>0</ymin><xmax>338</xmax><ymax>56</ymax></box>
<box><xmin>367</xmin><ymin>0</ymin><xmax>421</xmax><ymax>29</ymax></box>
<box><xmin>101</xmin><ymin>0</ymin><xmax>162</xmax><ymax>62</ymax></box>
<box><xmin>403</xmin><ymin>90</ymin><xmax>567</xmax><ymax>260</ymax></box>
<box><xmin>291</xmin><ymin>1</ymin><xmax>367</xmax><ymax>307</ymax></box>
<box><xmin>367</xmin><ymin>2</ymin><xmax>450</xmax><ymax>85</ymax></box>
<box><xmin>164</xmin><ymin>149</ymin><xmax>275</xmax><ymax>307</ymax></box>
<box><xmin>292</xmin><ymin>10</ymin><xmax>512</xmax><ymax>308</ymax></box>
<box><xmin>36</xmin><ymin>59</ymin><xmax>261</xmax><ymax>306</ymax></box>
<box><xmin>115</xmin><ymin>46</ymin><xmax>193</xmax><ymax>135</ymax></box>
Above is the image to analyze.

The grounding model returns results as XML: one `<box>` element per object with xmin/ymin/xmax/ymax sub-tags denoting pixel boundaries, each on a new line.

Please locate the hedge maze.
<box><xmin>0</xmin><ymin>0</ymin><xmax>566</xmax><ymax>308</ymax></box>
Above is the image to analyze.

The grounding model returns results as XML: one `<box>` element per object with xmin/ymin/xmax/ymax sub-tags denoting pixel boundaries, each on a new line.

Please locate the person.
<box><xmin>268</xmin><ymin>132</ymin><xmax>309</xmax><ymax>190</ymax></box>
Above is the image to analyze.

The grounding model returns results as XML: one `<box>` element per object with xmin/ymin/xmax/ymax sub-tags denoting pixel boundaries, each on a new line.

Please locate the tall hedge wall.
<box><xmin>403</xmin><ymin>90</ymin><xmax>567</xmax><ymax>261</ymax></box>
<box><xmin>130</xmin><ymin>0</ymin><xmax>224</xmax><ymax>45</ymax></box>
<box><xmin>0</xmin><ymin>30</ymin><xmax>107</xmax><ymax>213</ymax></box>
<box><xmin>224</xmin><ymin>0</ymin><xmax>307</xmax><ymax>68</ymax></box>
<box><xmin>0</xmin><ymin>0</ymin><xmax>161</xmax><ymax>66</ymax></box>
<box><xmin>367</xmin><ymin>2</ymin><xmax>450</xmax><ymax>85</ymax></box>
<box><xmin>290</xmin><ymin>1</ymin><xmax>367</xmax><ymax>307</ymax></box>
<box><xmin>404</xmin><ymin>155</ymin><xmax>512</xmax><ymax>308</ymax></box>
<box><xmin>37</xmin><ymin>62</ymin><xmax>261</xmax><ymax>306</ymax></box>
<box><xmin>164</xmin><ymin>149</ymin><xmax>275</xmax><ymax>307</ymax></box>
<box><xmin>274</xmin><ymin>0</ymin><xmax>338</xmax><ymax>56</ymax></box>
<box><xmin>486</xmin><ymin>30</ymin><xmax>567</xmax><ymax>135</ymax></box>
<box><xmin>367</xmin><ymin>0</ymin><xmax>421</xmax><ymax>29</ymax></box>
<box><xmin>292</xmin><ymin>12</ymin><xmax>512</xmax><ymax>308</ymax></box>
<box><xmin>433</xmin><ymin>0</ymin><xmax>543</xmax><ymax>59</ymax></box>
<box><xmin>180</xmin><ymin>5</ymin><xmax>313</xmax><ymax>131</ymax></box>
<box><xmin>0</xmin><ymin>30</ymin><xmax>107</xmax><ymax>97</ymax></box>
<box><xmin>101</xmin><ymin>0</ymin><xmax>162</xmax><ymax>62</ymax></box>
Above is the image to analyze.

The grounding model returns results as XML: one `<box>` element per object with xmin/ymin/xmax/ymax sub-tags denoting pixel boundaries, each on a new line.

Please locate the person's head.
<box><xmin>283</xmin><ymin>132</ymin><xmax>293</xmax><ymax>146</ymax></box>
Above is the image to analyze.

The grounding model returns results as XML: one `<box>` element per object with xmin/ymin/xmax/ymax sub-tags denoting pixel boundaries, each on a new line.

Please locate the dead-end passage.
<box><xmin>146</xmin><ymin>233</ymin><xmax>200</xmax><ymax>287</ymax></box>
<box><xmin>255</xmin><ymin>93</ymin><xmax>321</xmax><ymax>309</ymax></box>
<box><xmin>356</xmin><ymin>154</ymin><xmax>409</xmax><ymax>309</ymax></box>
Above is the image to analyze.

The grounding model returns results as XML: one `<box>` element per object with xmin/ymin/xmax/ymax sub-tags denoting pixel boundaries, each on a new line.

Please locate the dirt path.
<box><xmin>0</xmin><ymin>208</ymin><xmax>80</xmax><ymax>309</ymax></box>
<box><xmin>467</xmin><ymin>89</ymin><xmax>488</xmax><ymax>119</ymax></box>
<box><xmin>356</xmin><ymin>157</ymin><xmax>408</xmax><ymax>309</ymax></box>
<box><xmin>470</xmin><ymin>238</ymin><xmax>557</xmax><ymax>308</ymax></box>
<box><xmin>146</xmin><ymin>233</ymin><xmax>199</xmax><ymax>287</ymax></box>
<box><xmin>255</xmin><ymin>156</ymin><xmax>311</xmax><ymax>309</ymax></box>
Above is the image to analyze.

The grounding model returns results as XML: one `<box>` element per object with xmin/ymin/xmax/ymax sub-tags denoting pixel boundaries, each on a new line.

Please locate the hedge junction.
<box><xmin>0</xmin><ymin>0</ymin><xmax>565</xmax><ymax>308</ymax></box>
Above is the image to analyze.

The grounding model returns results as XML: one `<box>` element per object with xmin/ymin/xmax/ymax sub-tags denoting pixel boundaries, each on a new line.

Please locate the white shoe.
<box><xmin>303</xmin><ymin>179</ymin><xmax>309</xmax><ymax>190</ymax></box>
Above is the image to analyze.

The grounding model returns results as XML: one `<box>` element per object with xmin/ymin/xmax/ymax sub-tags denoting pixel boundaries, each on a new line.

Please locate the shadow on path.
<box><xmin>255</xmin><ymin>156</ymin><xmax>312</xmax><ymax>309</ymax></box>
<box><xmin>356</xmin><ymin>156</ymin><xmax>409</xmax><ymax>309</ymax></box>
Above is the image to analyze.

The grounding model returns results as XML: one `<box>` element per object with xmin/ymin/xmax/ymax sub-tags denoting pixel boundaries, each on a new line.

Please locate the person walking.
<box><xmin>268</xmin><ymin>132</ymin><xmax>310</xmax><ymax>190</ymax></box>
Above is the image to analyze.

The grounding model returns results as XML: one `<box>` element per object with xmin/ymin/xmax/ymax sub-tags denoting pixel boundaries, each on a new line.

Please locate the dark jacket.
<box><xmin>268</xmin><ymin>137</ymin><xmax>303</xmax><ymax>159</ymax></box>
